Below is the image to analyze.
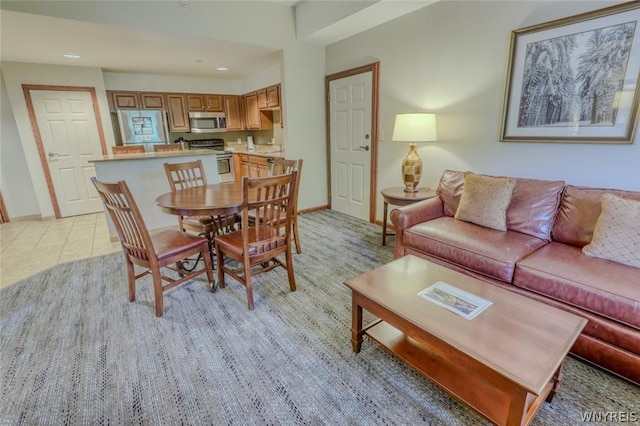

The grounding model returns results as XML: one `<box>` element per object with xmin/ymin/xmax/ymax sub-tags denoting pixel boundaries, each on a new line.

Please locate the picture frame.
<box><xmin>500</xmin><ymin>2</ymin><xmax>640</xmax><ymax>144</ymax></box>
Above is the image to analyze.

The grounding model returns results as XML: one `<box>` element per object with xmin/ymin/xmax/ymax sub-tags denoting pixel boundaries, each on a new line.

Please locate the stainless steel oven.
<box><xmin>188</xmin><ymin>138</ymin><xmax>235</xmax><ymax>182</ymax></box>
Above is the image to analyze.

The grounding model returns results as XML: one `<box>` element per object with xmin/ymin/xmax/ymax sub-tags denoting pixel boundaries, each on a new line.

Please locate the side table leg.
<box><xmin>382</xmin><ymin>201</ymin><xmax>389</xmax><ymax>246</ymax></box>
<box><xmin>351</xmin><ymin>294</ymin><xmax>364</xmax><ymax>353</ymax></box>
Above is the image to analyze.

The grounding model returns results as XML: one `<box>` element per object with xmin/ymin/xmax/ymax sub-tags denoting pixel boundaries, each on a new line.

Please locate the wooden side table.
<box><xmin>381</xmin><ymin>187</ymin><xmax>437</xmax><ymax>246</ymax></box>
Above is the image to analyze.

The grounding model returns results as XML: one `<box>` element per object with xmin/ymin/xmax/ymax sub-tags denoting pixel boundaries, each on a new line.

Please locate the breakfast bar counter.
<box><xmin>90</xmin><ymin>149</ymin><xmax>219</xmax><ymax>238</ymax></box>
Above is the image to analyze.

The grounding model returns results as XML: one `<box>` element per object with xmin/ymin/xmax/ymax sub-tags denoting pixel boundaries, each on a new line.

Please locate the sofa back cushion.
<box><xmin>553</xmin><ymin>185</ymin><xmax>640</xmax><ymax>247</ymax></box>
<box><xmin>436</xmin><ymin>170</ymin><xmax>565</xmax><ymax>240</ymax></box>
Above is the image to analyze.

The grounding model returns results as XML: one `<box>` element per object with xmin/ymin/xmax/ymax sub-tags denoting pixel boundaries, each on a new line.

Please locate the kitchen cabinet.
<box><xmin>224</xmin><ymin>96</ymin><xmax>244</xmax><ymax>131</ymax></box>
<box><xmin>187</xmin><ymin>94</ymin><xmax>224</xmax><ymax>112</ymax></box>
<box><xmin>140</xmin><ymin>92</ymin><xmax>166</xmax><ymax>109</ymax></box>
<box><xmin>257</xmin><ymin>84</ymin><xmax>280</xmax><ymax>110</ymax></box>
<box><xmin>235</xmin><ymin>154</ymin><xmax>271</xmax><ymax>178</ymax></box>
<box><xmin>110</xmin><ymin>91</ymin><xmax>140</xmax><ymax>110</ymax></box>
<box><xmin>166</xmin><ymin>94</ymin><xmax>190</xmax><ymax>132</ymax></box>
<box><xmin>244</xmin><ymin>92</ymin><xmax>273</xmax><ymax>130</ymax></box>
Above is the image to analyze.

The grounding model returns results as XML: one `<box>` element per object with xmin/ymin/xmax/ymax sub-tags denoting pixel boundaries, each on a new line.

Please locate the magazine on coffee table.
<box><xmin>417</xmin><ymin>281</ymin><xmax>492</xmax><ymax>320</ymax></box>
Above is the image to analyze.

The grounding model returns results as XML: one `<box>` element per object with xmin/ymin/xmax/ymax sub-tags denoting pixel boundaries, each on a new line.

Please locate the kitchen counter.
<box><xmin>226</xmin><ymin>146</ymin><xmax>285</xmax><ymax>158</ymax></box>
<box><xmin>91</xmin><ymin>149</ymin><xmax>219</xmax><ymax>238</ymax></box>
<box><xmin>90</xmin><ymin>149</ymin><xmax>217</xmax><ymax>163</ymax></box>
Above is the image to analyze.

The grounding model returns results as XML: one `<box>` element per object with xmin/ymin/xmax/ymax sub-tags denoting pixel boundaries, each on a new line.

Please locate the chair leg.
<box><xmin>292</xmin><ymin>216</ymin><xmax>302</xmax><ymax>254</ymax></box>
<box><xmin>244</xmin><ymin>261</ymin><xmax>254</xmax><ymax>310</ymax></box>
<box><xmin>126</xmin><ymin>258</ymin><xmax>136</xmax><ymax>302</ymax></box>
<box><xmin>152</xmin><ymin>270</ymin><xmax>164</xmax><ymax>317</ymax></box>
<box><xmin>285</xmin><ymin>246</ymin><xmax>297</xmax><ymax>292</ymax></box>
<box><xmin>201</xmin><ymin>243</ymin><xmax>214</xmax><ymax>288</ymax></box>
<box><xmin>215</xmin><ymin>243</ymin><xmax>226</xmax><ymax>289</ymax></box>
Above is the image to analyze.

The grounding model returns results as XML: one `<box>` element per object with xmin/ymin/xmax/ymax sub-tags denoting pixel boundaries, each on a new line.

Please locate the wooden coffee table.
<box><xmin>344</xmin><ymin>255</ymin><xmax>586</xmax><ymax>426</ymax></box>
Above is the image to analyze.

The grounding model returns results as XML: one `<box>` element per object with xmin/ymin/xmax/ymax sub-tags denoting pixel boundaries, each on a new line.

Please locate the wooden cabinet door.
<box><xmin>266</xmin><ymin>85</ymin><xmax>280</xmax><ymax>108</ymax></box>
<box><xmin>257</xmin><ymin>89</ymin><xmax>268</xmax><ymax>109</ymax></box>
<box><xmin>167</xmin><ymin>94</ymin><xmax>190</xmax><ymax>132</ymax></box>
<box><xmin>224</xmin><ymin>96</ymin><xmax>244</xmax><ymax>130</ymax></box>
<box><xmin>140</xmin><ymin>92</ymin><xmax>166</xmax><ymax>109</ymax></box>
<box><xmin>244</xmin><ymin>92</ymin><xmax>261</xmax><ymax>129</ymax></box>
<box><xmin>187</xmin><ymin>95</ymin><xmax>206</xmax><ymax>111</ymax></box>
<box><xmin>111</xmin><ymin>91</ymin><xmax>139</xmax><ymax>109</ymax></box>
<box><xmin>205</xmin><ymin>95</ymin><xmax>224</xmax><ymax>112</ymax></box>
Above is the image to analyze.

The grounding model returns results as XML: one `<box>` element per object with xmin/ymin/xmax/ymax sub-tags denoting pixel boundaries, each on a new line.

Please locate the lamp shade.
<box><xmin>392</xmin><ymin>113</ymin><xmax>438</xmax><ymax>142</ymax></box>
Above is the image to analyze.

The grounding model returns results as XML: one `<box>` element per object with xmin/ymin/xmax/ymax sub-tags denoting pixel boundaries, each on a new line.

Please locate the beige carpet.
<box><xmin>1</xmin><ymin>210</ymin><xmax>638</xmax><ymax>425</ymax></box>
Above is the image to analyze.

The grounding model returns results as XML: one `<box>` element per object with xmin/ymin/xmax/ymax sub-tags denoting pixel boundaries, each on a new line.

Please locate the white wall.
<box><xmin>0</xmin><ymin>70</ymin><xmax>39</xmax><ymax>218</ymax></box>
<box><xmin>103</xmin><ymin>72</ymin><xmax>243</xmax><ymax>94</ymax></box>
<box><xmin>325</xmin><ymin>1</ymin><xmax>640</xmax><ymax>223</ymax></box>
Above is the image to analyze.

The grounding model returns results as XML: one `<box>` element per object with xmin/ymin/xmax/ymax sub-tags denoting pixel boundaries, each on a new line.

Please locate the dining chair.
<box><xmin>214</xmin><ymin>172</ymin><xmax>298</xmax><ymax>310</ymax></box>
<box><xmin>163</xmin><ymin>160</ymin><xmax>237</xmax><ymax>241</ymax></box>
<box><xmin>153</xmin><ymin>144</ymin><xmax>183</xmax><ymax>152</ymax></box>
<box><xmin>112</xmin><ymin>145</ymin><xmax>145</xmax><ymax>154</ymax></box>
<box><xmin>91</xmin><ymin>177</ymin><xmax>213</xmax><ymax>317</ymax></box>
<box><xmin>249</xmin><ymin>158</ymin><xmax>304</xmax><ymax>253</ymax></box>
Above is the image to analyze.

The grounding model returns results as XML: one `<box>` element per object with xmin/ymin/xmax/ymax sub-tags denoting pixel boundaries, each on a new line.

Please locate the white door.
<box><xmin>329</xmin><ymin>71</ymin><xmax>372</xmax><ymax>221</ymax></box>
<box><xmin>31</xmin><ymin>90</ymin><xmax>103</xmax><ymax>216</ymax></box>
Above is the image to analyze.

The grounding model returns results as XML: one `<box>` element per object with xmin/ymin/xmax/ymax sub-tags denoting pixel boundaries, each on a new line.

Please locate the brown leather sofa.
<box><xmin>391</xmin><ymin>170</ymin><xmax>640</xmax><ymax>385</ymax></box>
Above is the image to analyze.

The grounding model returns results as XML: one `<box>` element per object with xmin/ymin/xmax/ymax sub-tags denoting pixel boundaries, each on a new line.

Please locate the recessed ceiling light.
<box><xmin>216</xmin><ymin>67</ymin><xmax>228</xmax><ymax>71</ymax></box>
<box><xmin>63</xmin><ymin>54</ymin><xmax>81</xmax><ymax>59</ymax></box>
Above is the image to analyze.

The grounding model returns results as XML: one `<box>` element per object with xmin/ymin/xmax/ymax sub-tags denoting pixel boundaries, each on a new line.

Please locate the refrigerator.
<box><xmin>116</xmin><ymin>110</ymin><xmax>169</xmax><ymax>149</ymax></box>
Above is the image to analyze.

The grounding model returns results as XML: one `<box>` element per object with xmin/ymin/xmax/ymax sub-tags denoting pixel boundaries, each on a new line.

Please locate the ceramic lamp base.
<box><xmin>402</xmin><ymin>143</ymin><xmax>422</xmax><ymax>193</ymax></box>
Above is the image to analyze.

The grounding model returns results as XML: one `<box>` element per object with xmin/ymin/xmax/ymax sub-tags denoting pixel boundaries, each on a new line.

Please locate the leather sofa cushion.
<box><xmin>514</xmin><ymin>242</ymin><xmax>640</xmax><ymax>330</ymax></box>
<box><xmin>552</xmin><ymin>185</ymin><xmax>640</xmax><ymax>248</ymax></box>
<box><xmin>435</xmin><ymin>170</ymin><xmax>564</xmax><ymax>240</ymax></box>
<box><xmin>404</xmin><ymin>216</ymin><xmax>547</xmax><ymax>282</ymax></box>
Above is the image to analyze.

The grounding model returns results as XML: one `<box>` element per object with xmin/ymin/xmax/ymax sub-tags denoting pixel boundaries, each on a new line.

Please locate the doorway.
<box><xmin>326</xmin><ymin>63</ymin><xmax>379</xmax><ymax>223</ymax></box>
<box><xmin>23</xmin><ymin>85</ymin><xmax>107</xmax><ymax>218</ymax></box>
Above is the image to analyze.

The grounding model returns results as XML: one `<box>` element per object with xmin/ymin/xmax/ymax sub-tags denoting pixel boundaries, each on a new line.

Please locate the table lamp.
<box><xmin>392</xmin><ymin>112</ymin><xmax>438</xmax><ymax>192</ymax></box>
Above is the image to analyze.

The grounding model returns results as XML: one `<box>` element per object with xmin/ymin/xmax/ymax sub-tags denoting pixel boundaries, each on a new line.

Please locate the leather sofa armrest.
<box><xmin>391</xmin><ymin>197</ymin><xmax>444</xmax><ymax>258</ymax></box>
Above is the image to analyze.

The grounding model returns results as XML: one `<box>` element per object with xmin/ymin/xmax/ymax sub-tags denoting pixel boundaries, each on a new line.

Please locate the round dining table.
<box><xmin>155</xmin><ymin>181</ymin><xmax>258</xmax><ymax>217</ymax></box>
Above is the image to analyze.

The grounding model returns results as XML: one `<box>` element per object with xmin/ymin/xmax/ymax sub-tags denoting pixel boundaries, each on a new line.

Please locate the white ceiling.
<box><xmin>0</xmin><ymin>1</ymin><xmax>435</xmax><ymax>80</ymax></box>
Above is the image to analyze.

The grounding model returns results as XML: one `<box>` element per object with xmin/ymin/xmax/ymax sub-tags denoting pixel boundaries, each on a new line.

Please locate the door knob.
<box><xmin>48</xmin><ymin>152</ymin><xmax>59</xmax><ymax>159</ymax></box>
<box><xmin>359</xmin><ymin>145</ymin><xmax>370</xmax><ymax>151</ymax></box>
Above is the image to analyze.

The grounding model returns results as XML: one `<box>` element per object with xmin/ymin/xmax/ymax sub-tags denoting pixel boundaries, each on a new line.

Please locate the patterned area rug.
<box><xmin>1</xmin><ymin>210</ymin><xmax>638</xmax><ymax>425</ymax></box>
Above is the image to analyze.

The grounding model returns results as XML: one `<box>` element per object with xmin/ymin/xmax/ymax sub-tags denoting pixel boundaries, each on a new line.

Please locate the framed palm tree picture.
<box><xmin>500</xmin><ymin>2</ymin><xmax>640</xmax><ymax>144</ymax></box>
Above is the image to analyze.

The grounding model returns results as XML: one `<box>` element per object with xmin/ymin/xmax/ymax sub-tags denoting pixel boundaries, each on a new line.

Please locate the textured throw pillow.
<box><xmin>454</xmin><ymin>172</ymin><xmax>516</xmax><ymax>231</ymax></box>
<box><xmin>582</xmin><ymin>193</ymin><xmax>640</xmax><ymax>269</ymax></box>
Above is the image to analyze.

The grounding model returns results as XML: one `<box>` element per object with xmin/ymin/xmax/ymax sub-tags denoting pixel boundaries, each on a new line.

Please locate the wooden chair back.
<box><xmin>272</xmin><ymin>158</ymin><xmax>303</xmax><ymax>253</ymax></box>
<box><xmin>242</xmin><ymin>171</ymin><xmax>297</xmax><ymax>261</ymax></box>
<box><xmin>112</xmin><ymin>145</ymin><xmax>145</xmax><ymax>155</ymax></box>
<box><xmin>163</xmin><ymin>160</ymin><xmax>207</xmax><ymax>191</ymax></box>
<box><xmin>91</xmin><ymin>177</ymin><xmax>153</xmax><ymax>262</ymax></box>
<box><xmin>154</xmin><ymin>144</ymin><xmax>183</xmax><ymax>153</ymax></box>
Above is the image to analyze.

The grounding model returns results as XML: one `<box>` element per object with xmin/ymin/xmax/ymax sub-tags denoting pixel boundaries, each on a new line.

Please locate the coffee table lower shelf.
<box><xmin>365</xmin><ymin>321</ymin><xmax>556</xmax><ymax>426</ymax></box>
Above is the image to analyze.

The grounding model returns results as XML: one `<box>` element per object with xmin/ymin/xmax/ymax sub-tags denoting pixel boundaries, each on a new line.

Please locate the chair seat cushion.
<box><xmin>514</xmin><ymin>242</ymin><xmax>640</xmax><ymax>330</ymax></box>
<box><xmin>404</xmin><ymin>217</ymin><xmax>547</xmax><ymax>282</ymax></box>
<box><xmin>151</xmin><ymin>229</ymin><xmax>207</xmax><ymax>261</ymax></box>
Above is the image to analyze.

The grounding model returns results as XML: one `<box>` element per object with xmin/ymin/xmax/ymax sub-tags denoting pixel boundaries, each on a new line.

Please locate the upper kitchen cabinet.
<box><xmin>257</xmin><ymin>84</ymin><xmax>280</xmax><ymax>110</ymax></box>
<box><xmin>244</xmin><ymin>92</ymin><xmax>273</xmax><ymax>130</ymax></box>
<box><xmin>110</xmin><ymin>91</ymin><xmax>140</xmax><ymax>110</ymax></box>
<box><xmin>187</xmin><ymin>94</ymin><xmax>224</xmax><ymax>112</ymax></box>
<box><xmin>166</xmin><ymin>94</ymin><xmax>190</xmax><ymax>132</ymax></box>
<box><xmin>224</xmin><ymin>96</ymin><xmax>244</xmax><ymax>131</ymax></box>
<box><xmin>140</xmin><ymin>92</ymin><xmax>166</xmax><ymax>110</ymax></box>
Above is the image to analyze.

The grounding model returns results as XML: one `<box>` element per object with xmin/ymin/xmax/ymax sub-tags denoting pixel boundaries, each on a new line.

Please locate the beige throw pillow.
<box><xmin>582</xmin><ymin>193</ymin><xmax>640</xmax><ymax>269</ymax></box>
<box><xmin>454</xmin><ymin>172</ymin><xmax>516</xmax><ymax>231</ymax></box>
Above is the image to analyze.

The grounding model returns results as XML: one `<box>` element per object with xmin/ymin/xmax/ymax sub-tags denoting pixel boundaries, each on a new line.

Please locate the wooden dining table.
<box><xmin>155</xmin><ymin>181</ymin><xmax>257</xmax><ymax>217</ymax></box>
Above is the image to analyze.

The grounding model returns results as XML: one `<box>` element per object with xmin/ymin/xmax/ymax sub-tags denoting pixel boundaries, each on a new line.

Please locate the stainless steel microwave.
<box><xmin>188</xmin><ymin>111</ymin><xmax>226</xmax><ymax>133</ymax></box>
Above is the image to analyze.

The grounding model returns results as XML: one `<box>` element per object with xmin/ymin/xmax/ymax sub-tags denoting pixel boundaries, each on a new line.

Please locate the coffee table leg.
<box><xmin>351</xmin><ymin>294</ymin><xmax>364</xmax><ymax>353</ymax></box>
<box><xmin>546</xmin><ymin>361</ymin><xmax>565</xmax><ymax>403</ymax></box>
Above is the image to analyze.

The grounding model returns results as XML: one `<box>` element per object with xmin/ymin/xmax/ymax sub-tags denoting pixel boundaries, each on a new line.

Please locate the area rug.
<box><xmin>1</xmin><ymin>210</ymin><xmax>638</xmax><ymax>425</ymax></box>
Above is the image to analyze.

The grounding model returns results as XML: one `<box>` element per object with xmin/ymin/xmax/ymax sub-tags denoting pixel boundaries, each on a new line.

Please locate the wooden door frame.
<box><xmin>325</xmin><ymin>62</ymin><xmax>380</xmax><ymax>223</ymax></box>
<box><xmin>22</xmin><ymin>85</ymin><xmax>108</xmax><ymax>218</ymax></box>
<box><xmin>0</xmin><ymin>192</ymin><xmax>9</xmax><ymax>223</ymax></box>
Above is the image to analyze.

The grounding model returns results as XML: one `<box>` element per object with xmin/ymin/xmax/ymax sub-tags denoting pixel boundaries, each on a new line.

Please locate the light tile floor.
<box><xmin>0</xmin><ymin>213</ymin><xmax>122</xmax><ymax>289</ymax></box>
